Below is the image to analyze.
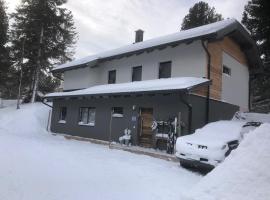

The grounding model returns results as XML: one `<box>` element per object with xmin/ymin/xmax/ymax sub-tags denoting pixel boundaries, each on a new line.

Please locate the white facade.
<box><xmin>62</xmin><ymin>41</ymin><xmax>250</xmax><ymax>110</ymax></box>
<box><xmin>63</xmin><ymin>40</ymin><xmax>206</xmax><ymax>90</ymax></box>
<box><xmin>64</xmin><ymin>66</ymin><xmax>99</xmax><ymax>90</ymax></box>
<box><xmin>221</xmin><ymin>52</ymin><xmax>249</xmax><ymax>110</ymax></box>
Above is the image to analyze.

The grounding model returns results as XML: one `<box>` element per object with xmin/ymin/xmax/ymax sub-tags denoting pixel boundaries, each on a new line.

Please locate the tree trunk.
<box><xmin>31</xmin><ymin>24</ymin><xmax>44</xmax><ymax>103</ymax></box>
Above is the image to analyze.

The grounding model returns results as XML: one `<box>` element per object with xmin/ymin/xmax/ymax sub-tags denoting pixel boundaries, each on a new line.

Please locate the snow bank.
<box><xmin>0</xmin><ymin>103</ymin><xmax>50</xmax><ymax>138</ymax></box>
<box><xmin>183</xmin><ymin>123</ymin><xmax>270</xmax><ymax>200</ymax></box>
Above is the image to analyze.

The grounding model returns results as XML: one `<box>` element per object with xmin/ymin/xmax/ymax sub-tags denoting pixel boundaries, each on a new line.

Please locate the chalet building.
<box><xmin>45</xmin><ymin>19</ymin><xmax>261</xmax><ymax>147</ymax></box>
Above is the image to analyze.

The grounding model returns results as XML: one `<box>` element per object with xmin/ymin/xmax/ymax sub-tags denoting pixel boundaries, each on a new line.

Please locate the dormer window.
<box><xmin>108</xmin><ymin>70</ymin><xmax>116</xmax><ymax>84</ymax></box>
<box><xmin>159</xmin><ymin>61</ymin><xmax>171</xmax><ymax>78</ymax></box>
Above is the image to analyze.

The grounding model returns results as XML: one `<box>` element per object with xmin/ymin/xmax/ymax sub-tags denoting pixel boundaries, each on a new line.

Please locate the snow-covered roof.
<box><xmin>53</xmin><ymin>19</ymin><xmax>253</xmax><ymax>72</ymax></box>
<box><xmin>45</xmin><ymin>77</ymin><xmax>210</xmax><ymax>98</ymax></box>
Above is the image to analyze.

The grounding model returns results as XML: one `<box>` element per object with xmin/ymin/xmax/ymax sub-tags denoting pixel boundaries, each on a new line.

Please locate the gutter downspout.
<box><xmin>180</xmin><ymin>93</ymin><xmax>192</xmax><ymax>134</ymax></box>
<box><xmin>42</xmin><ymin>98</ymin><xmax>53</xmax><ymax>108</ymax></box>
<box><xmin>42</xmin><ymin>98</ymin><xmax>53</xmax><ymax>132</ymax></box>
<box><xmin>201</xmin><ymin>40</ymin><xmax>211</xmax><ymax>124</ymax></box>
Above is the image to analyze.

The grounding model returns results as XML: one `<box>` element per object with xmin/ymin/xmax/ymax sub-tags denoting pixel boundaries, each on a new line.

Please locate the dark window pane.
<box><xmin>108</xmin><ymin>70</ymin><xmax>116</xmax><ymax>84</ymax></box>
<box><xmin>132</xmin><ymin>66</ymin><xmax>142</xmax><ymax>82</ymax></box>
<box><xmin>81</xmin><ymin>108</ymin><xmax>88</xmax><ymax>124</ymax></box>
<box><xmin>223</xmin><ymin>65</ymin><xmax>231</xmax><ymax>76</ymax></box>
<box><xmin>79</xmin><ymin>107</ymin><xmax>96</xmax><ymax>125</ymax></box>
<box><xmin>159</xmin><ymin>61</ymin><xmax>171</xmax><ymax>78</ymax></box>
<box><xmin>59</xmin><ymin>107</ymin><xmax>67</xmax><ymax>121</ymax></box>
<box><xmin>112</xmin><ymin>107</ymin><xmax>124</xmax><ymax>117</ymax></box>
<box><xmin>88</xmin><ymin>108</ymin><xmax>96</xmax><ymax>125</ymax></box>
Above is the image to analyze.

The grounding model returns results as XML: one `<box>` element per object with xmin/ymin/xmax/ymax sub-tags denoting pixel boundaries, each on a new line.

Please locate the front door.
<box><xmin>139</xmin><ymin>108</ymin><xmax>153</xmax><ymax>148</ymax></box>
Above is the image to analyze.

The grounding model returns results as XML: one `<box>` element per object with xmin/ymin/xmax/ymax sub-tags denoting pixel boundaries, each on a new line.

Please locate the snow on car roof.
<box><xmin>45</xmin><ymin>77</ymin><xmax>210</xmax><ymax>98</ymax></box>
<box><xmin>233</xmin><ymin>112</ymin><xmax>270</xmax><ymax>123</ymax></box>
<box><xmin>179</xmin><ymin>121</ymin><xmax>246</xmax><ymax>147</ymax></box>
<box><xmin>53</xmin><ymin>19</ymin><xmax>238</xmax><ymax>72</ymax></box>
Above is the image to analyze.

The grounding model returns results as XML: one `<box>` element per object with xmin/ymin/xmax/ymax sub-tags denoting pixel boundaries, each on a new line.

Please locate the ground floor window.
<box><xmin>79</xmin><ymin>107</ymin><xmax>96</xmax><ymax>126</ymax></box>
<box><xmin>59</xmin><ymin>107</ymin><xmax>67</xmax><ymax>123</ymax></box>
<box><xmin>112</xmin><ymin>107</ymin><xmax>124</xmax><ymax>117</ymax></box>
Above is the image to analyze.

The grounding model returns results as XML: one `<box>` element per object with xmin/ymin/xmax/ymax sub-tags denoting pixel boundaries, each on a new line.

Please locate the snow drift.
<box><xmin>183</xmin><ymin>123</ymin><xmax>270</xmax><ymax>200</ymax></box>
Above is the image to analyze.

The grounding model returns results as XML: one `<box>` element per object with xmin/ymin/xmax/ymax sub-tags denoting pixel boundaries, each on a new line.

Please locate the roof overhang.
<box><xmin>44</xmin><ymin>77</ymin><xmax>211</xmax><ymax>99</ymax></box>
<box><xmin>51</xmin><ymin>33</ymin><xmax>217</xmax><ymax>73</ymax></box>
<box><xmin>51</xmin><ymin>19</ymin><xmax>262</xmax><ymax>74</ymax></box>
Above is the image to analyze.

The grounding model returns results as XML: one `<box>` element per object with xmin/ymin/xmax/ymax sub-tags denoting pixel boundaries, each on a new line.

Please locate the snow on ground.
<box><xmin>182</xmin><ymin>123</ymin><xmax>270</xmax><ymax>200</ymax></box>
<box><xmin>0</xmin><ymin>103</ymin><xmax>201</xmax><ymax>200</ymax></box>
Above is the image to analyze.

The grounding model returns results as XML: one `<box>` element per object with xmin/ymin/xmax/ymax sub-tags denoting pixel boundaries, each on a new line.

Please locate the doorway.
<box><xmin>139</xmin><ymin>108</ymin><xmax>154</xmax><ymax>148</ymax></box>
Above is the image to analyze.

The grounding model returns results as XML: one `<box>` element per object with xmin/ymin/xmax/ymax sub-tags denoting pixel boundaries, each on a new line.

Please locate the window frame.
<box><xmin>158</xmin><ymin>61</ymin><xmax>172</xmax><ymax>79</ymax></box>
<box><xmin>132</xmin><ymin>66</ymin><xmax>142</xmax><ymax>82</ymax></box>
<box><xmin>223</xmin><ymin>65</ymin><xmax>231</xmax><ymax>76</ymax></box>
<box><xmin>78</xmin><ymin>107</ymin><xmax>96</xmax><ymax>126</ymax></box>
<box><xmin>59</xmin><ymin>106</ymin><xmax>67</xmax><ymax>123</ymax></box>
<box><xmin>112</xmin><ymin>107</ymin><xmax>124</xmax><ymax>118</ymax></box>
<box><xmin>108</xmin><ymin>70</ymin><xmax>116</xmax><ymax>84</ymax></box>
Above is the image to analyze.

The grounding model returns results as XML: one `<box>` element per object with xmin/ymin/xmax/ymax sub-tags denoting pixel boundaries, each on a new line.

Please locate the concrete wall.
<box><xmin>50</xmin><ymin>94</ymin><xmax>238</xmax><ymax>144</ymax></box>
<box><xmin>221</xmin><ymin>52</ymin><xmax>249</xmax><ymax>110</ymax></box>
<box><xmin>63</xmin><ymin>41</ymin><xmax>206</xmax><ymax>91</ymax></box>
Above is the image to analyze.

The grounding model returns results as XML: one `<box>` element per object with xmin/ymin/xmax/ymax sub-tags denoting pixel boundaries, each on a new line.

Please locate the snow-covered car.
<box><xmin>232</xmin><ymin>111</ymin><xmax>270</xmax><ymax>124</ymax></box>
<box><xmin>175</xmin><ymin>121</ymin><xmax>247</xmax><ymax>170</ymax></box>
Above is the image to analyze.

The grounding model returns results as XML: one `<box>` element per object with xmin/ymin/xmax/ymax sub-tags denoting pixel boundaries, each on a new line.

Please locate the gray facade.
<box><xmin>50</xmin><ymin>93</ymin><xmax>239</xmax><ymax>145</ymax></box>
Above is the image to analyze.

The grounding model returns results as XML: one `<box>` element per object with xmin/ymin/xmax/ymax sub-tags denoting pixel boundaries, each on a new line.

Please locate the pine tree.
<box><xmin>242</xmin><ymin>0</ymin><xmax>270</xmax><ymax>112</ymax></box>
<box><xmin>181</xmin><ymin>1</ymin><xmax>223</xmax><ymax>30</ymax></box>
<box><xmin>10</xmin><ymin>0</ymin><xmax>77</xmax><ymax>102</ymax></box>
<box><xmin>0</xmin><ymin>0</ymin><xmax>11</xmax><ymax>98</ymax></box>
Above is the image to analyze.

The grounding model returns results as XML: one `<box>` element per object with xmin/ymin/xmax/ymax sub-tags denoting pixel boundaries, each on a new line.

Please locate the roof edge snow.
<box><xmin>52</xmin><ymin>19</ymin><xmax>261</xmax><ymax>73</ymax></box>
<box><xmin>45</xmin><ymin>77</ymin><xmax>211</xmax><ymax>98</ymax></box>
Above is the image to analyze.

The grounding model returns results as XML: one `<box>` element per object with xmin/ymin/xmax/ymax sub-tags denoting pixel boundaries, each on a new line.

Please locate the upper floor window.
<box><xmin>159</xmin><ymin>61</ymin><xmax>171</xmax><ymax>79</ymax></box>
<box><xmin>223</xmin><ymin>65</ymin><xmax>231</xmax><ymax>76</ymax></box>
<box><xmin>59</xmin><ymin>107</ymin><xmax>67</xmax><ymax>123</ymax></box>
<box><xmin>78</xmin><ymin>107</ymin><xmax>96</xmax><ymax>126</ymax></box>
<box><xmin>132</xmin><ymin>66</ymin><xmax>142</xmax><ymax>82</ymax></box>
<box><xmin>108</xmin><ymin>70</ymin><xmax>116</xmax><ymax>84</ymax></box>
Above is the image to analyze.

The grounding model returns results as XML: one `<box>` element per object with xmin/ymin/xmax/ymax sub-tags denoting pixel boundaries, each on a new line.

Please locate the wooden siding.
<box><xmin>192</xmin><ymin>37</ymin><xmax>248</xmax><ymax>100</ymax></box>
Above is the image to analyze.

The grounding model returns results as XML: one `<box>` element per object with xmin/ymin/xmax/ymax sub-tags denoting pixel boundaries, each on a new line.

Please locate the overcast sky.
<box><xmin>6</xmin><ymin>0</ymin><xmax>249</xmax><ymax>59</ymax></box>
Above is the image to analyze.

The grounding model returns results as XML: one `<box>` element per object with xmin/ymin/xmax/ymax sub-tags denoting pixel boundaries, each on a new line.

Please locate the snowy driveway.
<box><xmin>0</xmin><ymin>104</ymin><xmax>201</xmax><ymax>200</ymax></box>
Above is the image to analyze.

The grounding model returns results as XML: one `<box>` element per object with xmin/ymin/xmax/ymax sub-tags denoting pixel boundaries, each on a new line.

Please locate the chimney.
<box><xmin>135</xmin><ymin>29</ymin><xmax>144</xmax><ymax>43</ymax></box>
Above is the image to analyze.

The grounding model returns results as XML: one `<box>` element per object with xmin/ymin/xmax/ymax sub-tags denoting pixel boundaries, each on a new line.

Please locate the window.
<box><xmin>108</xmin><ymin>70</ymin><xmax>116</xmax><ymax>84</ymax></box>
<box><xmin>159</xmin><ymin>61</ymin><xmax>171</xmax><ymax>78</ymax></box>
<box><xmin>132</xmin><ymin>66</ymin><xmax>142</xmax><ymax>82</ymax></box>
<box><xmin>223</xmin><ymin>65</ymin><xmax>231</xmax><ymax>76</ymax></box>
<box><xmin>59</xmin><ymin>107</ymin><xmax>67</xmax><ymax>123</ymax></box>
<box><xmin>112</xmin><ymin>107</ymin><xmax>124</xmax><ymax>117</ymax></box>
<box><xmin>78</xmin><ymin>107</ymin><xmax>96</xmax><ymax>126</ymax></box>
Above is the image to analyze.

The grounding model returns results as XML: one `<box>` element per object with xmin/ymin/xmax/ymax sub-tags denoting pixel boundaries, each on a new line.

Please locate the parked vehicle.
<box><xmin>175</xmin><ymin>120</ymin><xmax>261</xmax><ymax>170</ymax></box>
